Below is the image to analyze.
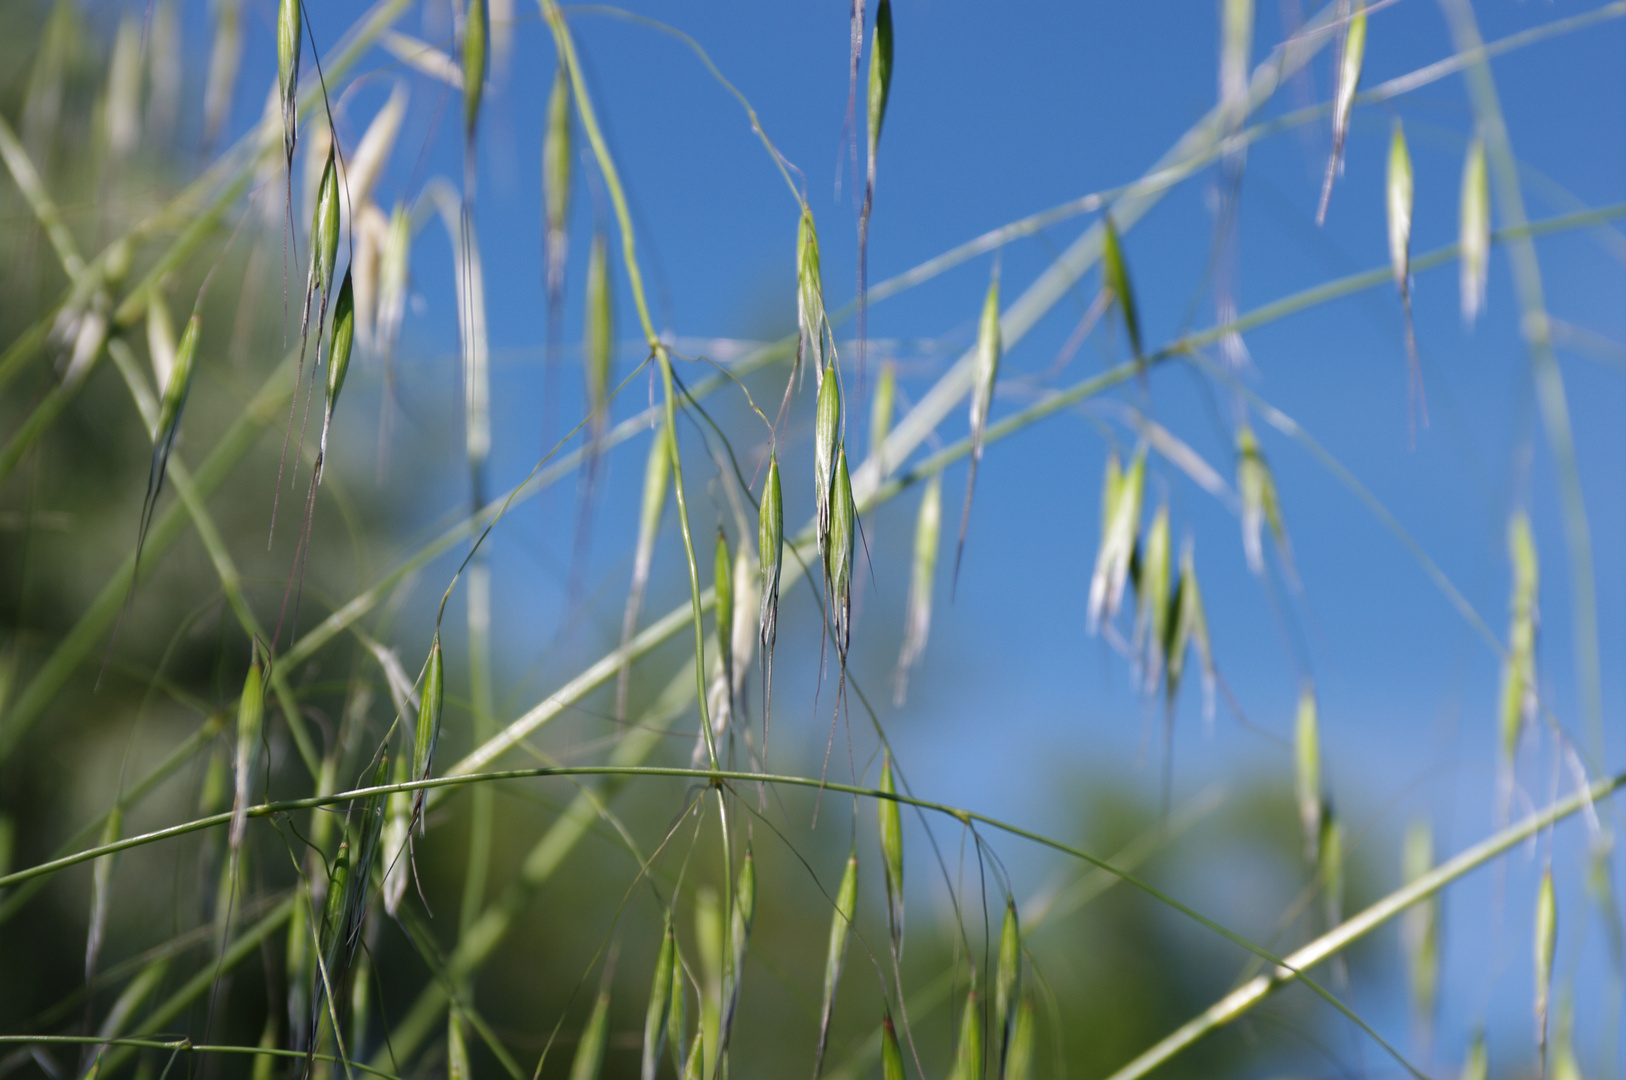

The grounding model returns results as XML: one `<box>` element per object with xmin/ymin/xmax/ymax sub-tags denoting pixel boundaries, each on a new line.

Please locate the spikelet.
<box><xmin>996</xmin><ymin>899</ymin><xmax>1022</xmax><ymax>1077</ymax></box>
<box><xmin>812</xmin><ymin>848</ymin><xmax>858</xmax><ymax>1079</ymax></box>
<box><xmin>204</xmin><ymin>0</ymin><xmax>243</xmax><ymax>149</ymax></box>
<box><xmin>145</xmin><ymin>1</ymin><xmax>181</xmax><ymax>146</ymax></box>
<box><xmin>954</xmin><ymin>268</ymin><xmax>1001</xmax><ymax>588</ymax></box>
<box><xmin>1535</xmin><ymin>868</ymin><xmax>1556</xmax><ymax>1065</ymax></box>
<box><xmin>410</xmin><ymin>636</ymin><xmax>444</xmax><ymax>833</ymax></box>
<box><xmin>729</xmin><ymin>542</ymin><xmax>758</xmax><ymax>704</ymax></box>
<box><xmin>869</xmin><ymin>359</ymin><xmax>896</xmax><ymax>476</ymax></box>
<box><xmin>1461</xmin><ymin>1030</ymin><xmax>1488</xmax><ymax>1080</ymax></box>
<box><xmin>1459</xmin><ymin>136</ymin><xmax>1489</xmax><ymax>326</ymax></box>
<box><xmin>879</xmin><ymin>754</ymin><xmax>904</xmax><ymax>950</ymax></box>
<box><xmin>814</xmin><ymin>358</ymin><xmax>841</xmax><ymax>570</ymax></box>
<box><xmin>146</xmin><ymin>292</ymin><xmax>177</xmax><ymax>394</ymax></box>
<box><xmin>894</xmin><ymin>472</ymin><xmax>941</xmax><ymax>705</ymax></box>
<box><xmin>615</xmin><ymin>426</ymin><xmax>670</xmax><ymax>722</ymax></box>
<box><xmin>1387</xmin><ymin>119</ymin><xmax>1426</xmax><ymax>430</ymax></box>
<box><xmin>277</xmin><ymin>0</ymin><xmax>301</xmax><ymax>165</ymax></box>
<box><xmin>1400</xmin><ymin>818</ymin><xmax>1439</xmax><ymax>1039</ymax></box>
<box><xmin>1135</xmin><ymin>505</ymin><xmax>1173</xmax><ymax>692</ymax></box>
<box><xmin>316</xmin><ymin>270</ymin><xmax>355</xmax><ymax>483</ymax></box>
<box><xmin>827</xmin><ymin>446</ymin><xmax>857</xmax><ymax>657</ymax></box>
<box><xmin>104</xmin><ymin>15</ymin><xmax>142</xmax><ymax>161</ymax></box>
<box><xmin>797</xmin><ymin>209</ymin><xmax>827</xmax><ymax>382</ymax></box>
<box><xmin>758</xmin><ymin>456</ymin><xmax>783</xmax><ymax>726</ymax></box>
<box><xmin>584</xmin><ymin>232</ymin><xmax>612</xmax><ymax>442</ymax></box>
<box><xmin>375</xmin><ymin>203</ymin><xmax>412</xmax><ymax>364</ymax></box>
<box><xmin>867</xmin><ymin>0</ymin><xmax>894</xmax><ymax>174</ymax></box>
<box><xmin>230</xmin><ymin>644</ymin><xmax>265</xmax><ymax>849</ymax></box>
<box><xmin>1318</xmin><ymin>802</ymin><xmax>1343</xmax><ymax>934</ymax></box>
<box><xmin>1236</xmin><ymin>423</ymin><xmax>1289</xmax><ymax>577</ymax></box>
<box><xmin>1005</xmin><ymin>995</ymin><xmax>1036</xmax><ymax>1080</ymax></box>
<box><xmin>1294</xmin><ymin>684</ymin><xmax>1322</xmax><ymax>861</ymax></box>
<box><xmin>1088</xmin><ymin>448</ymin><xmax>1145</xmax><ymax>633</ymax></box>
<box><xmin>1101</xmin><ymin>216</ymin><xmax>1142</xmax><ymax>362</ymax></box>
<box><xmin>1317</xmin><ymin>1</ymin><xmax>1366</xmax><ymax>224</ymax></box>
<box><xmin>1163</xmin><ymin>540</ymin><xmax>1216</xmax><ymax>723</ymax></box>
<box><xmin>880</xmin><ymin>1012</ymin><xmax>905</xmax><ymax>1080</ymax></box>
<box><xmin>568</xmin><ymin>981</ymin><xmax>611</xmax><ymax>1080</ymax></box>
<box><xmin>641</xmin><ymin>917</ymin><xmax>675</xmax><ymax>1080</ymax></box>
<box><xmin>543</xmin><ymin>66</ymin><xmax>573</xmax><ymax>302</ymax></box>
<box><xmin>950</xmin><ymin>986</ymin><xmax>982</xmax><ymax>1080</ymax></box>
<box><xmin>1500</xmin><ymin>512</ymin><xmax>1538</xmax><ymax>772</ymax></box>
<box><xmin>345</xmin><ymin>84</ymin><xmax>409</xmax><ymax>211</ymax></box>
<box><xmin>720</xmin><ymin>843</ymin><xmax>755</xmax><ymax>1050</ymax></box>
<box><xmin>381</xmin><ymin>750</ymin><xmax>411</xmax><ymax>915</ymax></box>
<box><xmin>462</xmin><ymin>0</ymin><xmax>487</xmax><ymax>143</ymax></box>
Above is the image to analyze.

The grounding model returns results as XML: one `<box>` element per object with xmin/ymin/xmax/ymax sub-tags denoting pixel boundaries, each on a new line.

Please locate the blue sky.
<box><xmin>199</xmin><ymin>0</ymin><xmax>1626</xmax><ymax>1072</ymax></box>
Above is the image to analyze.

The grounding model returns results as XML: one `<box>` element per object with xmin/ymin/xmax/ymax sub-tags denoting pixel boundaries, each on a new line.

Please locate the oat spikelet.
<box><xmin>1101</xmin><ymin>215</ymin><xmax>1142</xmax><ymax>363</ymax></box>
<box><xmin>798</xmin><ymin>209</ymin><xmax>828</xmax><ymax>383</ymax></box>
<box><xmin>878</xmin><ymin>755</ymin><xmax>904</xmax><ymax>950</ymax></box>
<box><xmin>1317</xmin><ymin>1</ymin><xmax>1366</xmax><ymax>224</ymax></box>
<box><xmin>758</xmin><ymin>456</ymin><xmax>783</xmax><ymax>729</ymax></box>
<box><xmin>316</xmin><ymin>270</ymin><xmax>354</xmax><ymax>484</ymax></box>
<box><xmin>869</xmin><ymin>359</ymin><xmax>896</xmax><ymax>476</ymax></box>
<box><xmin>1005</xmin><ymin>995</ymin><xmax>1036</xmax><ymax>1080</ymax></box>
<box><xmin>813</xmin><ymin>848</ymin><xmax>858</xmax><ymax>1079</ymax></box>
<box><xmin>954</xmin><ymin>267</ymin><xmax>1001</xmax><ymax>591</ymax></box>
<box><xmin>827</xmin><ymin>445</ymin><xmax>857</xmax><ymax>657</ymax></box>
<box><xmin>462</xmin><ymin>0</ymin><xmax>487</xmax><ymax>143</ymax></box>
<box><xmin>880</xmin><ymin>1013</ymin><xmax>905</xmax><ymax>1080</ymax></box>
<box><xmin>950</xmin><ymin>985</ymin><xmax>983</xmax><ymax>1080</ymax></box>
<box><xmin>543</xmin><ymin>65</ymin><xmax>573</xmax><ymax>306</ymax></box>
<box><xmin>230</xmin><ymin>644</ymin><xmax>265</xmax><ymax>849</ymax></box>
<box><xmin>1400</xmin><ymin>818</ymin><xmax>1439</xmax><ymax>1044</ymax></box>
<box><xmin>277</xmin><ymin>0</ymin><xmax>300</xmax><ymax>167</ymax></box>
<box><xmin>1164</xmin><ymin>539</ymin><xmax>1216</xmax><ymax>724</ymax></box>
<box><xmin>410</xmin><ymin>637</ymin><xmax>444</xmax><ymax>833</ymax></box>
<box><xmin>1294</xmin><ymin>684</ymin><xmax>1323</xmax><ymax>861</ymax></box>
<box><xmin>1236</xmin><ymin>422</ymin><xmax>1290</xmax><ymax>578</ymax></box>
<box><xmin>1387</xmin><ymin>119</ymin><xmax>1426</xmax><ymax>432</ymax></box>
<box><xmin>996</xmin><ymin>898</ymin><xmax>1022</xmax><ymax>1077</ymax></box>
<box><xmin>641</xmin><ymin>917</ymin><xmax>675</xmax><ymax>1080</ymax></box>
<box><xmin>1088</xmin><ymin>448</ymin><xmax>1144</xmax><ymax>633</ymax></box>
<box><xmin>894</xmin><ymin>472</ymin><xmax>941</xmax><ymax>705</ymax></box>
<box><xmin>1459</xmin><ymin>135</ymin><xmax>1490</xmax><ymax>326</ymax></box>
<box><xmin>1499</xmin><ymin>512</ymin><xmax>1538</xmax><ymax>786</ymax></box>
<box><xmin>1535</xmin><ymin>868</ymin><xmax>1556</xmax><ymax>1068</ymax></box>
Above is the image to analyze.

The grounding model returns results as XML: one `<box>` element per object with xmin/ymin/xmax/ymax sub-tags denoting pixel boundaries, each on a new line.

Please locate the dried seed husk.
<box><xmin>231</xmin><ymin>645</ymin><xmax>265</xmax><ymax>849</ymax></box>
<box><xmin>543</xmin><ymin>65</ymin><xmax>572</xmax><ymax>297</ymax></box>
<box><xmin>813</xmin><ymin>848</ymin><xmax>859</xmax><ymax>1079</ymax></box>
<box><xmin>1294</xmin><ymin>684</ymin><xmax>1321</xmax><ymax>861</ymax></box>
<box><xmin>758</xmin><ymin>456</ymin><xmax>783</xmax><ymax>724</ymax></box>
<box><xmin>880</xmin><ymin>1012</ymin><xmax>905</xmax><ymax>1080</ymax></box>
<box><xmin>277</xmin><ymin>0</ymin><xmax>301</xmax><ymax>163</ymax></box>
<box><xmin>318</xmin><ymin>269</ymin><xmax>355</xmax><ymax>481</ymax></box>
<box><xmin>1136</xmin><ymin>504</ymin><xmax>1172</xmax><ymax>693</ymax></box>
<box><xmin>1101</xmin><ymin>216</ymin><xmax>1142</xmax><ymax>361</ymax></box>
<box><xmin>447</xmin><ymin>1010</ymin><xmax>470</xmax><ymax>1080</ymax></box>
<box><xmin>1459</xmin><ymin>136</ymin><xmax>1489</xmax><ymax>325</ymax></box>
<box><xmin>1005</xmin><ymin>995</ymin><xmax>1036</xmax><ymax>1080</ymax></box>
<box><xmin>1387</xmin><ymin>120</ymin><xmax>1414</xmax><ymax>296</ymax></box>
<box><xmin>346</xmin><ymin>84</ymin><xmax>408</xmax><ymax>211</ymax></box>
<box><xmin>463</xmin><ymin>0</ymin><xmax>487</xmax><ymax>141</ymax></box>
<box><xmin>894</xmin><ymin>471</ymin><xmax>941</xmax><ymax>705</ymax></box>
<box><xmin>1317</xmin><ymin>0</ymin><xmax>1366</xmax><ymax>223</ymax></box>
<box><xmin>996</xmin><ymin>898</ymin><xmax>1021</xmax><ymax>1074</ymax></box>
<box><xmin>641</xmin><ymin>917</ymin><xmax>675</xmax><ymax>1080</ymax></box>
<box><xmin>585</xmin><ymin>232</ymin><xmax>612</xmax><ymax>437</ymax></box>
<box><xmin>568</xmin><ymin>984</ymin><xmax>611</xmax><ymax>1080</ymax></box>
<box><xmin>1400</xmin><ymin>818</ymin><xmax>1438</xmax><ymax>1030</ymax></box>
<box><xmin>1236</xmin><ymin>423</ymin><xmax>1287</xmax><ymax>577</ymax></box>
<box><xmin>1088</xmin><ymin>448</ymin><xmax>1145</xmax><ymax>633</ymax></box>
<box><xmin>1500</xmin><ymin>512</ymin><xmax>1538</xmax><ymax>764</ymax></box>
<box><xmin>954</xmin><ymin>267</ymin><xmax>1001</xmax><ymax>586</ymax></box>
<box><xmin>867</xmin><ymin>0</ymin><xmax>893</xmax><ymax>167</ymax></box>
<box><xmin>950</xmin><ymin>986</ymin><xmax>982</xmax><ymax>1080</ymax></box>
<box><xmin>616</xmin><ymin>425</ymin><xmax>671</xmax><ymax>723</ymax></box>
<box><xmin>1535</xmin><ymin>868</ymin><xmax>1556</xmax><ymax>1060</ymax></box>
<box><xmin>798</xmin><ymin>209</ymin><xmax>827</xmax><ymax>381</ymax></box>
<box><xmin>411</xmin><ymin>637</ymin><xmax>444</xmax><ymax>832</ymax></box>
<box><xmin>815</xmin><ymin>358</ymin><xmax>841</xmax><ymax>568</ymax></box>
<box><xmin>827</xmin><ymin>445</ymin><xmax>857</xmax><ymax>655</ymax></box>
<box><xmin>870</xmin><ymin>359</ymin><xmax>896</xmax><ymax>475</ymax></box>
<box><xmin>879</xmin><ymin>755</ymin><xmax>904</xmax><ymax>949</ymax></box>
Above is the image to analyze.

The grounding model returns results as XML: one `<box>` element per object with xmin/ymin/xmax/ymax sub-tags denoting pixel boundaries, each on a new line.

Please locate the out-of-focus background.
<box><xmin>1</xmin><ymin>1</ymin><xmax>1622</xmax><ymax>1077</ymax></box>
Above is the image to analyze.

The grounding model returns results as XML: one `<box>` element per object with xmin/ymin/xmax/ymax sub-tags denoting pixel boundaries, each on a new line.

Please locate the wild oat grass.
<box><xmin>0</xmin><ymin>4</ymin><xmax>1622</xmax><ymax>1080</ymax></box>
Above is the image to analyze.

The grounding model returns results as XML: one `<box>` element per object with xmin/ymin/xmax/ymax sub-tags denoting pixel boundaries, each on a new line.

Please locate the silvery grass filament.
<box><xmin>758</xmin><ymin>456</ymin><xmax>782</xmax><ymax>729</ymax></box>
<box><xmin>203</xmin><ymin>0</ymin><xmax>243</xmax><ymax>149</ymax></box>
<box><xmin>316</xmin><ymin>270</ymin><xmax>354</xmax><ymax>484</ymax></box>
<box><xmin>1088</xmin><ymin>448</ymin><xmax>1144</xmax><ymax>633</ymax></box>
<box><xmin>954</xmin><ymin>266</ymin><xmax>1001</xmax><ymax>590</ymax></box>
<box><xmin>951</xmin><ymin>986</ymin><xmax>983</xmax><ymax>1080</ymax></box>
<box><xmin>1387</xmin><ymin>119</ymin><xmax>1426</xmax><ymax>430</ymax></box>
<box><xmin>277</xmin><ymin>0</ymin><xmax>300</xmax><ymax>166</ymax></box>
<box><xmin>641</xmin><ymin>916</ymin><xmax>674</xmax><ymax>1080</ymax></box>
<box><xmin>1100</xmin><ymin>215</ymin><xmax>1142</xmax><ymax>362</ymax></box>
<box><xmin>893</xmin><ymin>472</ymin><xmax>941</xmax><ymax>705</ymax></box>
<box><xmin>812</xmin><ymin>848</ymin><xmax>858</xmax><ymax>1079</ymax></box>
<box><xmin>879</xmin><ymin>755</ymin><xmax>904</xmax><ymax>950</ymax></box>
<box><xmin>411</xmin><ymin>637</ymin><xmax>444</xmax><ymax>834</ymax></box>
<box><xmin>1500</xmin><ymin>512</ymin><xmax>1538</xmax><ymax>770</ymax></box>
<box><xmin>616</xmin><ymin>426</ymin><xmax>670</xmax><ymax>724</ymax></box>
<box><xmin>1459</xmin><ymin>136</ymin><xmax>1489</xmax><ymax>325</ymax></box>
<box><xmin>1400</xmin><ymin>818</ymin><xmax>1439</xmax><ymax>1039</ymax></box>
<box><xmin>996</xmin><ymin>898</ymin><xmax>1021</xmax><ymax>1077</ymax></box>
<box><xmin>1535</xmin><ymin>868</ymin><xmax>1556</xmax><ymax>1065</ymax></box>
<box><xmin>543</xmin><ymin>66</ymin><xmax>572</xmax><ymax>304</ymax></box>
<box><xmin>568</xmin><ymin>981</ymin><xmax>610</xmax><ymax>1080</ymax></box>
<box><xmin>869</xmin><ymin>359</ymin><xmax>895</xmax><ymax>476</ymax></box>
<box><xmin>1295</xmin><ymin>685</ymin><xmax>1322</xmax><ymax>861</ymax></box>
<box><xmin>1236</xmin><ymin>423</ymin><xmax>1288</xmax><ymax>578</ymax></box>
<box><xmin>231</xmin><ymin>645</ymin><xmax>265</xmax><ymax>850</ymax></box>
<box><xmin>1317</xmin><ymin>0</ymin><xmax>1366</xmax><ymax>224</ymax></box>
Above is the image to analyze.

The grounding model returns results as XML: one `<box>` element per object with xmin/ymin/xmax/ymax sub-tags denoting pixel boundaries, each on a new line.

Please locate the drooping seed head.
<box><xmin>815</xmin><ymin>359</ymin><xmax>841</xmax><ymax>525</ymax></box>
<box><xmin>1459</xmin><ymin>136</ymin><xmax>1489</xmax><ymax>325</ymax></box>
<box><xmin>1164</xmin><ymin>540</ymin><xmax>1216</xmax><ymax>722</ymax></box>
<box><xmin>758</xmin><ymin>455</ymin><xmax>783</xmax><ymax>634</ymax></box>
<box><xmin>730</xmin><ymin>842</ymin><xmax>756</xmax><ymax>980</ymax></box>
<box><xmin>879</xmin><ymin>754</ymin><xmax>904</xmax><ymax>945</ymax></box>
<box><xmin>146</xmin><ymin>293</ymin><xmax>177</xmax><ymax>396</ymax></box>
<box><xmin>867</xmin><ymin>0</ymin><xmax>893</xmax><ymax>166</ymax></box>
<box><xmin>462</xmin><ymin>0</ymin><xmax>487</xmax><ymax>141</ymax></box>
<box><xmin>1101</xmin><ymin>215</ymin><xmax>1142</xmax><ymax>360</ymax></box>
<box><xmin>277</xmin><ymin>0</ymin><xmax>301</xmax><ymax>162</ymax></box>
<box><xmin>1387</xmin><ymin>119</ymin><xmax>1414</xmax><ymax>296</ymax></box>
<box><xmin>1336</xmin><ymin>5</ymin><xmax>1365</xmax><ymax>144</ymax></box>
<box><xmin>1100</xmin><ymin>451</ymin><xmax>1123</xmax><ymax>544</ymax></box>
<box><xmin>969</xmin><ymin>269</ymin><xmax>1001</xmax><ymax>464</ymax></box>
<box><xmin>1294</xmin><ymin>683</ymin><xmax>1322</xmax><ymax>861</ymax></box>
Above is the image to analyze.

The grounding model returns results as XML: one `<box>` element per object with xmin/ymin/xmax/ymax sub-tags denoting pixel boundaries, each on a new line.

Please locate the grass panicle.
<box><xmin>1401</xmin><ymin>818</ymin><xmax>1439</xmax><ymax>1042</ymax></box>
<box><xmin>316</xmin><ymin>269</ymin><xmax>355</xmax><ymax>483</ymax></box>
<box><xmin>954</xmin><ymin>266</ymin><xmax>1001</xmax><ymax>590</ymax></box>
<box><xmin>1535</xmin><ymin>868</ymin><xmax>1556</xmax><ymax>1065</ymax></box>
<box><xmin>950</xmin><ymin>985</ymin><xmax>982</xmax><ymax>1080</ymax></box>
<box><xmin>1101</xmin><ymin>216</ymin><xmax>1143</xmax><ymax>363</ymax></box>
<box><xmin>813</xmin><ymin>847</ymin><xmax>858</xmax><ymax>1080</ymax></box>
<box><xmin>1386</xmin><ymin>118</ymin><xmax>1426</xmax><ymax>431</ymax></box>
<box><xmin>1317</xmin><ymin>0</ymin><xmax>1366</xmax><ymax>224</ymax></box>
<box><xmin>878</xmin><ymin>755</ymin><xmax>904</xmax><ymax>951</ymax></box>
<box><xmin>1500</xmin><ymin>511</ymin><xmax>1538</xmax><ymax>771</ymax></box>
<box><xmin>894</xmin><ymin>472</ymin><xmax>941</xmax><ymax>705</ymax></box>
<box><xmin>616</xmin><ymin>425</ymin><xmax>671</xmax><ymax>723</ymax></box>
<box><xmin>1088</xmin><ymin>448</ymin><xmax>1145</xmax><ymax>633</ymax></box>
<box><xmin>1459</xmin><ymin>135</ymin><xmax>1489</xmax><ymax>325</ymax></box>
<box><xmin>230</xmin><ymin>645</ymin><xmax>265</xmax><ymax>850</ymax></box>
<box><xmin>410</xmin><ymin>636</ymin><xmax>444</xmax><ymax>833</ymax></box>
<box><xmin>1294</xmin><ymin>684</ymin><xmax>1322</xmax><ymax>862</ymax></box>
<box><xmin>996</xmin><ymin>898</ymin><xmax>1021</xmax><ymax>1077</ymax></box>
<box><xmin>544</xmin><ymin>65</ymin><xmax>572</xmax><ymax>303</ymax></box>
<box><xmin>642</xmin><ymin>917</ymin><xmax>675</xmax><ymax>1080</ymax></box>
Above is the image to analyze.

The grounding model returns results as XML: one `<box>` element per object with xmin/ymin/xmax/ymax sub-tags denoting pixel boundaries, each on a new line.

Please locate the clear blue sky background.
<box><xmin>203</xmin><ymin>0</ymin><xmax>1626</xmax><ymax>1073</ymax></box>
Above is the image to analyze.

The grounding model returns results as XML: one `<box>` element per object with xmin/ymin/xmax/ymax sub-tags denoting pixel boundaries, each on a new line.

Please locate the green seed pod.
<box><xmin>568</xmin><ymin>985</ymin><xmax>611</xmax><ymax>1080</ymax></box>
<box><xmin>312</xmin><ymin>148</ymin><xmax>341</xmax><ymax>304</ymax></box>
<box><xmin>1535</xmin><ymin>868</ymin><xmax>1556</xmax><ymax>1059</ymax></box>
<box><xmin>1400</xmin><ymin>818</ymin><xmax>1439</xmax><ymax>1030</ymax></box>
<box><xmin>447</xmin><ymin>1010</ymin><xmax>470</xmax><ymax>1080</ymax></box>
<box><xmin>462</xmin><ymin>0</ymin><xmax>487</xmax><ymax>141</ymax></box>
<box><xmin>880</xmin><ymin>1012</ymin><xmax>905</xmax><ymax>1080</ymax></box>
<box><xmin>585</xmin><ymin>232</ymin><xmax>612</xmax><ymax>433</ymax></box>
<box><xmin>879</xmin><ymin>754</ymin><xmax>904</xmax><ymax>948</ymax></box>
<box><xmin>543</xmin><ymin>65</ymin><xmax>572</xmax><ymax>294</ymax></box>
<box><xmin>1164</xmin><ymin>540</ymin><xmax>1216</xmax><ymax>722</ymax></box>
<box><xmin>156</xmin><ymin>314</ymin><xmax>200</xmax><ymax>448</ymax></box>
<box><xmin>1005</xmin><ymin>995</ymin><xmax>1036</xmax><ymax>1080</ymax></box>
<box><xmin>813</xmin><ymin>848</ymin><xmax>859</xmax><ymax>1079</ymax></box>
<box><xmin>869</xmin><ymin>359</ymin><xmax>895</xmax><ymax>474</ymax></box>
<box><xmin>231</xmin><ymin>644</ymin><xmax>264</xmax><ymax>849</ymax></box>
<box><xmin>758</xmin><ymin>456</ymin><xmax>783</xmax><ymax>719</ymax></box>
<box><xmin>411</xmin><ymin>637</ymin><xmax>444</xmax><ymax>832</ymax></box>
<box><xmin>1294</xmin><ymin>684</ymin><xmax>1322</xmax><ymax>861</ymax></box>
<box><xmin>1101</xmin><ymin>215</ymin><xmax>1142</xmax><ymax>360</ymax></box>
<box><xmin>867</xmin><ymin>0</ymin><xmax>893</xmax><ymax>166</ymax></box>
<box><xmin>894</xmin><ymin>472</ymin><xmax>942</xmax><ymax>705</ymax></box>
<box><xmin>714</xmin><ymin>527</ymin><xmax>733</xmax><ymax>693</ymax></box>
<box><xmin>996</xmin><ymin>897</ymin><xmax>1021</xmax><ymax>1072</ymax></box>
<box><xmin>950</xmin><ymin>986</ymin><xmax>982</xmax><ymax>1080</ymax></box>
<box><xmin>1459</xmin><ymin>136</ymin><xmax>1489</xmax><ymax>325</ymax></box>
<box><xmin>641</xmin><ymin>918</ymin><xmax>675</xmax><ymax>1080</ymax></box>
<box><xmin>277</xmin><ymin>0</ymin><xmax>300</xmax><ymax>162</ymax></box>
<box><xmin>827</xmin><ymin>445</ymin><xmax>856</xmax><ymax>653</ymax></box>
<box><xmin>1387</xmin><ymin>120</ymin><xmax>1414</xmax><ymax>297</ymax></box>
<box><xmin>797</xmin><ymin>209</ymin><xmax>826</xmax><ymax>379</ymax></box>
